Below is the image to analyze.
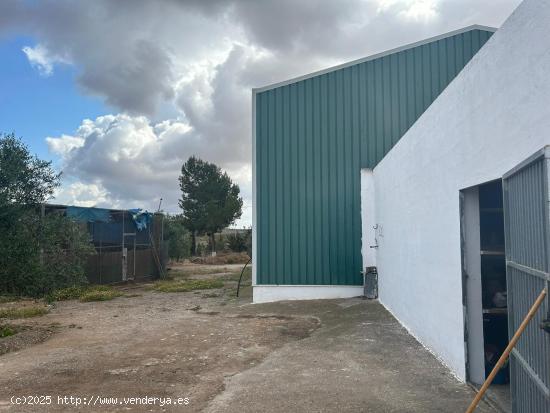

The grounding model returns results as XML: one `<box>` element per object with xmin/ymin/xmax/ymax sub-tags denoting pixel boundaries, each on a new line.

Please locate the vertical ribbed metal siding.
<box><xmin>503</xmin><ymin>149</ymin><xmax>550</xmax><ymax>413</ymax></box>
<box><xmin>256</xmin><ymin>29</ymin><xmax>493</xmax><ymax>285</ymax></box>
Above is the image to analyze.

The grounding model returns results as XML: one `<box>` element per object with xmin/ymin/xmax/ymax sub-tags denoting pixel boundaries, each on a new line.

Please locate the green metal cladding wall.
<box><xmin>256</xmin><ymin>28</ymin><xmax>493</xmax><ymax>285</ymax></box>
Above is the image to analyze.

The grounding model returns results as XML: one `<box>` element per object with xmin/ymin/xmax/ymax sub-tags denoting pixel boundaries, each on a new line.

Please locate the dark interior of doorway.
<box><xmin>478</xmin><ymin>180</ymin><xmax>510</xmax><ymax>410</ymax></box>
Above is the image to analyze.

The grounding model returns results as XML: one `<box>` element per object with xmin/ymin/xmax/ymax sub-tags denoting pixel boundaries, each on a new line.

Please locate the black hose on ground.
<box><xmin>236</xmin><ymin>257</ymin><xmax>252</xmax><ymax>297</ymax></box>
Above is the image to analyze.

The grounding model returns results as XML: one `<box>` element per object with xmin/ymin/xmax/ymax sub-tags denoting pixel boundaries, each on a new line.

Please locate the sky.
<box><xmin>0</xmin><ymin>0</ymin><xmax>521</xmax><ymax>227</ymax></box>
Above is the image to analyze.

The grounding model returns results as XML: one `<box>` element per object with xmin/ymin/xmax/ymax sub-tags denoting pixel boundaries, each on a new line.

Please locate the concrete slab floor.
<box><xmin>207</xmin><ymin>298</ymin><xmax>496</xmax><ymax>413</ymax></box>
<box><xmin>484</xmin><ymin>385</ymin><xmax>511</xmax><ymax>413</ymax></box>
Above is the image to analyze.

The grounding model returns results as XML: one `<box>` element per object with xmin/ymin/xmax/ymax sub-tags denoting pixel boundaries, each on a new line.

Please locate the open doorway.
<box><xmin>461</xmin><ymin>180</ymin><xmax>511</xmax><ymax>412</ymax></box>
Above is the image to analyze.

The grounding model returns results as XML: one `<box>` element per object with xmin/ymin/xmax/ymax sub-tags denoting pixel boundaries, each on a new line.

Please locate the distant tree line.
<box><xmin>0</xmin><ymin>133</ymin><xmax>249</xmax><ymax>296</ymax></box>
<box><xmin>163</xmin><ymin>223</ymin><xmax>251</xmax><ymax>262</ymax></box>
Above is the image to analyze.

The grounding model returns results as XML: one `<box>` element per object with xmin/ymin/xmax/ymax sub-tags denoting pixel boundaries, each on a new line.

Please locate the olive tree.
<box><xmin>0</xmin><ymin>133</ymin><xmax>94</xmax><ymax>296</ymax></box>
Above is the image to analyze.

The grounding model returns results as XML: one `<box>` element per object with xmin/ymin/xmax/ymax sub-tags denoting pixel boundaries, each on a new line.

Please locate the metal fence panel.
<box><xmin>503</xmin><ymin>147</ymin><xmax>550</xmax><ymax>412</ymax></box>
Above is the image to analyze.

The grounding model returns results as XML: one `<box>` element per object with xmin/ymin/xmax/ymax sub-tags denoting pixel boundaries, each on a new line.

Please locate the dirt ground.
<box><xmin>0</xmin><ymin>264</ymin><xmax>320</xmax><ymax>413</ymax></box>
<box><xmin>0</xmin><ymin>264</ymin><xmax>494</xmax><ymax>413</ymax></box>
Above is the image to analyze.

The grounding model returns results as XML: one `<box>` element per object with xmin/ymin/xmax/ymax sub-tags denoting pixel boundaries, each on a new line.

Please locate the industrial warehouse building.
<box><xmin>253</xmin><ymin>25</ymin><xmax>494</xmax><ymax>296</ymax></box>
<box><xmin>253</xmin><ymin>0</ymin><xmax>549</xmax><ymax>411</ymax></box>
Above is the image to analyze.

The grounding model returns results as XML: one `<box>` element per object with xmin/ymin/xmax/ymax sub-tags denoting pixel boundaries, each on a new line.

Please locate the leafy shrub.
<box><xmin>0</xmin><ymin>133</ymin><xmax>94</xmax><ymax>298</ymax></box>
<box><xmin>39</xmin><ymin>215</ymin><xmax>95</xmax><ymax>293</ymax></box>
<box><xmin>0</xmin><ymin>325</ymin><xmax>16</xmax><ymax>338</ymax></box>
<box><xmin>224</xmin><ymin>229</ymin><xmax>251</xmax><ymax>255</ymax></box>
<box><xmin>165</xmin><ymin>215</ymin><xmax>192</xmax><ymax>261</ymax></box>
<box><xmin>196</xmin><ymin>242</ymin><xmax>207</xmax><ymax>257</ymax></box>
<box><xmin>225</xmin><ymin>233</ymin><xmax>247</xmax><ymax>252</ymax></box>
<box><xmin>0</xmin><ymin>211</ymin><xmax>94</xmax><ymax>297</ymax></box>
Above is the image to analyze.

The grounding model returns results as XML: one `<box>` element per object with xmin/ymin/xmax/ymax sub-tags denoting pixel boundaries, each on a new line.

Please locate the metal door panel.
<box><xmin>503</xmin><ymin>146</ymin><xmax>550</xmax><ymax>412</ymax></box>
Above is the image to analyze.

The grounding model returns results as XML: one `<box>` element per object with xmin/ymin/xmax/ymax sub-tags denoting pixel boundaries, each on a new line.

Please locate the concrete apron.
<box><xmin>206</xmin><ymin>298</ymin><xmax>496</xmax><ymax>413</ymax></box>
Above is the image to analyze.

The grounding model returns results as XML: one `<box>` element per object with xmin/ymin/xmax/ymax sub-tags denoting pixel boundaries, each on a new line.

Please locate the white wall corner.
<box><xmin>361</xmin><ymin>169</ymin><xmax>377</xmax><ymax>270</ymax></box>
<box><xmin>369</xmin><ymin>0</ymin><xmax>550</xmax><ymax>380</ymax></box>
<box><xmin>251</xmin><ymin>89</ymin><xmax>257</xmax><ymax>286</ymax></box>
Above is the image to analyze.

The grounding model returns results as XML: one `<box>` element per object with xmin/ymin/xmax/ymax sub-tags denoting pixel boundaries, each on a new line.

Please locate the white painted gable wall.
<box><xmin>365</xmin><ymin>0</ymin><xmax>550</xmax><ymax>380</ymax></box>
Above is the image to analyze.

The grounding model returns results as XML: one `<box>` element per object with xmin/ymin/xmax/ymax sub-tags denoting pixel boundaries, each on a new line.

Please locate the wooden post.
<box><xmin>465</xmin><ymin>288</ymin><xmax>548</xmax><ymax>413</ymax></box>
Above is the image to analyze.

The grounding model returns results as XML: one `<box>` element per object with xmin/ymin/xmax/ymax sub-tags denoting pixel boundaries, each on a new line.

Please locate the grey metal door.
<box><xmin>503</xmin><ymin>147</ymin><xmax>550</xmax><ymax>412</ymax></box>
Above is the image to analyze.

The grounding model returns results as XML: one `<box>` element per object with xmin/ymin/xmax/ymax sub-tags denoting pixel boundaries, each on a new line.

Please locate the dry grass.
<box><xmin>0</xmin><ymin>306</ymin><xmax>48</xmax><ymax>319</ymax></box>
<box><xmin>153</xmin><ymin>279</ymin><xmax>224</xmax><ymax>293</ymax></box>
<box><xmin>190</xmin><ymin>252</ymin><xmax>250</xmax><ymax>265</ymax></box>
<box><xmin>79</xmin><ymin>289</ymin><xmax>123</xmax><ymax>302</ymax></box>
<box><xmin>168</xmin><ymin>266</ymin><xmax>235</xmax><ymax>278</ymax></box>
<box><xmin>224</xmin><ymin>267</ymin><xmax>252</xmax><ymax>282</ymax></box>
<box><xmin>0</xmin><ymin>296</ymin><xmax>19</xmax><ymax>304</ymax></box>
<box><xmin>48</xmin><ymin>285</ymin><xmax>123</xmax><ymax>302</ymax></box>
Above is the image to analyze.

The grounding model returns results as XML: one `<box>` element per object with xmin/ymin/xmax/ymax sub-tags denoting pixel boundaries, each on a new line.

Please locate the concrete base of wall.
<box><xmin>252</xmin><ymin>285</ymin><xmax>364</xmax><ymax>303</ymax></box>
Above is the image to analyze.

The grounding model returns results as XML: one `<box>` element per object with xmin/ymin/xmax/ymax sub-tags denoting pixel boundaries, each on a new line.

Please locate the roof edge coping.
<box><xmin>253</xmin><ymin>24</ymin><xmax>497</xmax><ymax>94</ymax></box>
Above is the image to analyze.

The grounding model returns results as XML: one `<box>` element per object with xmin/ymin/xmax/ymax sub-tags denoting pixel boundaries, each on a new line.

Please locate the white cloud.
<box><xmin>47</xmin><ymin>112</ymin><xmax>253</xmax><ymax>226</ymax></box>
<box><xmin>400</xmin><ymin>1</ymin><xmax>439</xmax><ymax>21</ymax></box>
<box><xmin>53</xmin><ymin>182</ymin><xmax>110</xmax><ymax>208</ymax></box>
<box><xmin>46</xmin><ymin>134</ymin><xmax>84</xmax><ymax>156</ymax></box>
<box><xmin>22</xmin><ymin>43</ymin><xmax>68</xmax><ymax>76</ymax></box>
<box><xmin>22</xmin><ymin>44</ymin><xmax>53</xmax><ymax>76</ymax></box>
<box><xmin>377</xmin><ymin>0</ymin><xmax>438</xmax><ymax>15</ymax></box>
<box><xmin>1</xmin><ymin>0</ymin><xmax>523</xmax><ymax>226</ymax></box>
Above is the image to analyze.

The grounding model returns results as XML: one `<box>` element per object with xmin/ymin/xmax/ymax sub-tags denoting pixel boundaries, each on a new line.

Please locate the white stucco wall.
<box><xmin>361</xmin><ymin>169</ymin><xmax>377</xmax><ymax>269</ymax></box>
<box><xmin>370</xmin><ymin>0</ymin><xmax>550</xmax><ymax>380</ymax></box>
<box><xmin>253</xmin><ymin>286</ymin><xmax>364</xmax><ymax>304</ymax></box>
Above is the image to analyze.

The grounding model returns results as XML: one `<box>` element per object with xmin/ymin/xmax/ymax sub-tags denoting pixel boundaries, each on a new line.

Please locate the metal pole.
<box><xmin>133</xmin><ymin>235</ymin><xmax>136</xmax><ymax>280</ymax></box>
<box><xmin>122</xmin><ymin>211</ymin><xmax>126</xmax><ymax>281</ymax></box>
<box><xmin>39</xmin><ymin>204</ymin><xmax>45</xmax><ymax>266</ymax></box>
<box><xmin>160</xmin><ymin>214</ymin><xmax>164</xmax><ymax>274</ymax></box>
<box><xmin>161</xmin><ymin>214</ymin><xmax>164</xmax><ymax>249</ymax></box>
<box><xmin>99</xmin><ymin>225</ymin><xmax>102</xmax><ymax>284</ymax></box>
